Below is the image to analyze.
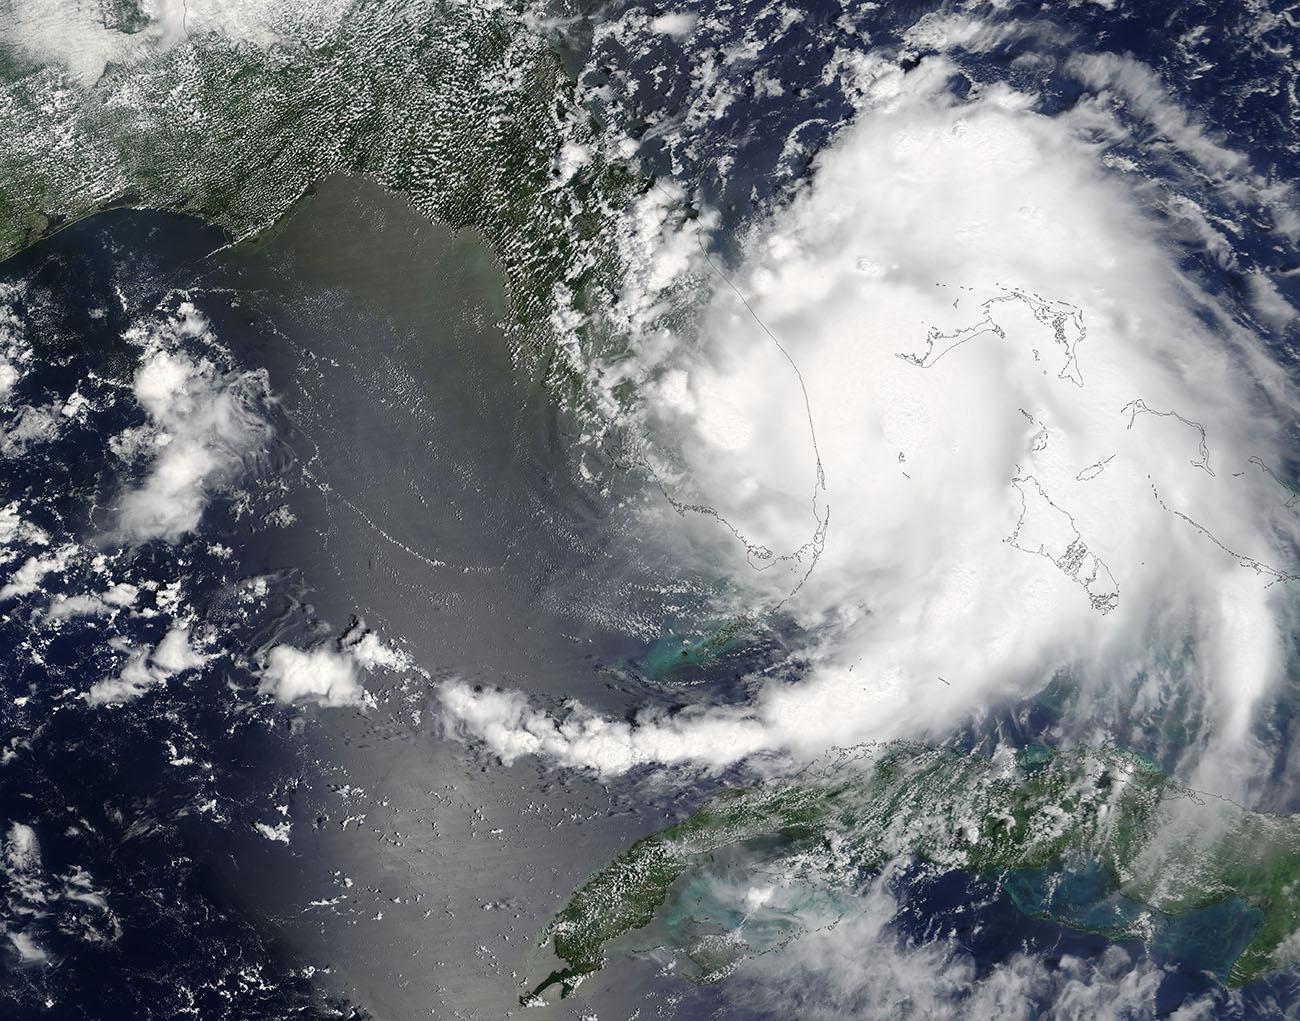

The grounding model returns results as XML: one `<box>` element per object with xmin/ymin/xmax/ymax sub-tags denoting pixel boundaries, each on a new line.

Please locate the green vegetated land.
<box><xmin>524</xmin><ymin>743</ymin><xmax>1300</xmax><ymax>1000</ymax></box>
<box><xmin>0</xmin><ymin>1</ymin><xmax>644</xmax><ymax>384</ymax></box>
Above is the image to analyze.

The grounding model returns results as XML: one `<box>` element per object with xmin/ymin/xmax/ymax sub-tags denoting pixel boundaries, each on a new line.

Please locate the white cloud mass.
<box><xmin>443</xmin><ymin>56</ymin><xmax>1300</xmax><ymax>797</ymax></box>
<box><xmin>46</xmin><ymin>582</ymin><xmax>139</xmax><ymax>621</ymax></box>
<box><xmin>721</xmin><ymin>864</ymin><xmax>1219</xmax><ymax>1021</ymax></box>
<box><xmin>86</xmin><ymin>625</ymin><xmax>209</xmax><ymax>705</ymax></box>
<box><xmin>115</xmin><ymin>302</ymin><xmax>271</xmax><ymax>544</ymax></box>
<box><xmin>0</xmin><ymin>545</ymin><xmax>77</xmax><ymax>602</ymax></box>
<box><xmin>260</xmin><ymin>624</ymin><xmax>418</xmax><ymax>708</ymax></box>
<box><xmin>259</xmin><ymin>644</ymin><xmax>365</xmax><ymax>708</ymax></box>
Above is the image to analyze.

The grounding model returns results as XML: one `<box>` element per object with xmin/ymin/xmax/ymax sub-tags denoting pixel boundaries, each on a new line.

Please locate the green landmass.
<box><xmin>524</xmin><ymin>744</ymin><xmax>1300</xmax><ymax>1000</ymax></box>
<box><xmin>99</xmin><ymin>1</ymin><xmax>150</xmax><ymax>34</ymax></box>
<box><xmin>0</xmin><ymin>1</ymin><xmax>648</xmax><ymax>389</ymax></box>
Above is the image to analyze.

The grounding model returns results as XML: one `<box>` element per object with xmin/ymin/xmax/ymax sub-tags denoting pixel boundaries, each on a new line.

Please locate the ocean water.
<box><xmin>0</xmin><ymin>175</ymin><xmax>722</xmax><ymax>1018</ymax></box>
<box><xmin>206</xmin><ymin>175</ymin><xmax>710</xmax><ymax>1017</ymax></box>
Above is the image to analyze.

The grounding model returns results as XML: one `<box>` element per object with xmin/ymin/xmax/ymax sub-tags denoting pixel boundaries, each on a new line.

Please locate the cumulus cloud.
<box><xmin>0</xmin><ymin>544</ymin><xmax>77</xmax><ymax>602</ymax></box>
<box><xmin>2</xmin><ymin>823</ymin><xmax>48</xmax><ymax>964</ymax></box>
<box><xmin>114</xmin><ymin>302</ymin><xmax>271</xmax><ymax>544</ymax></box>
<box><xmin>46</xmin><ymin>582</ymin><xmax>138</xmax><ymax>621</ymax></box>
<box><xmin>720</xmin><ymin>865</ymin><xmax>1215</xmax><ymax>1021</ymax></box>
<box><xmin>149</xmin><ymin>625</ymin><xmax>208</xmax><ymax>674</ymax></box>
<box><xmin>648</xmin><ymin>12</ymin><xmax>698</xmax><ymax>38</ymax></box>
<box><xmin>0</xmin><ymin>502</ymin><xmax>46</xmax><ymax>549</ymax></box>
<box><xmin>0</xmin><ymin>402</ymin><xmax>62</xmax><ymax>457</ymax></box>
<box><xmin>0</xmin><ymin>288</ymin><xmax>32</xmax><ymax>406</ymax></box>
<box><xmin>1</xmin><ymin>0</ymin><xmax>354</xmax><ymax>86</ymax></box>
<box><xmin>444</xmin><ymin>56</ymin><xmax>1300</xmax><ymax>795</ymax></box>
<box><xmin>86</xmin><ymin>625</ymin><xmax>209</xmax><ymax>705</ymax></box>
<box><xmin>252</xmin><ymin>819</ymin><xmax>292</xmax><ymax>844</ymax></box>
<box><xmin>258</xmin><ymin>644</ymin><xmax>366</xmax><ymax>708</ymax></box>
<box><xmin>340</xmin><ymin>621</ymin><xmax>416</xmax><ymax>673</ymax></box>
<box><xmin>260</xmin><ymin>623</ymin><xmax>418</xmax><ymax>708</ymax></box>
<box><xmin>440</xmin><ymin>681</ymin><xmax>768</xmax><ymax>773</ymax></box>
<box><xmin>4</xmin><ymin>823</ymin><xmax>40</xmax><ymax>884</ymax></box>
<box><xmin>2</xmin><ymin>822</ymin><xmax>118</xmax><ymax>966</ymax></box>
